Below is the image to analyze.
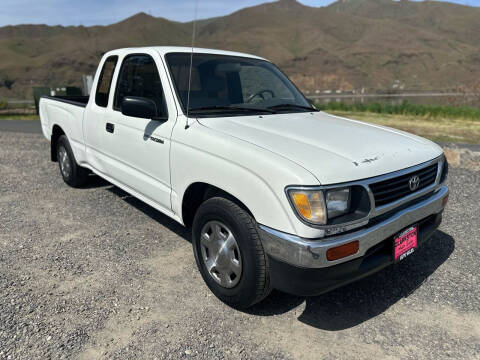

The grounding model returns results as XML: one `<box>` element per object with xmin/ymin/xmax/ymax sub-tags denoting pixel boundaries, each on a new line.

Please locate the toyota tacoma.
<box><xmin>39</xmin><ymin>47</ymin><xmax>449</xmax><ymax>308</ymax></box>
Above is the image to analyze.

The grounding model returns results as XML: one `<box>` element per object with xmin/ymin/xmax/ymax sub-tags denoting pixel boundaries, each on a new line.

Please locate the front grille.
<box><xmin>370</xmin><ymin>163</ymin><xmax>438</xmax><ymax>207</ymax></box>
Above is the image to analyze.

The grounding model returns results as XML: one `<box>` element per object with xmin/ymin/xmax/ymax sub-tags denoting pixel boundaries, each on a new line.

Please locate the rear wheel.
<box><xmin>57</xmin><ymin>135</ymin><xmax>88</xmax><ymax>187</ymax></box>
<box><xmin>192</xmin><ymin>197</ymin><xmax>271</xmax><ymax>309</ymax></box>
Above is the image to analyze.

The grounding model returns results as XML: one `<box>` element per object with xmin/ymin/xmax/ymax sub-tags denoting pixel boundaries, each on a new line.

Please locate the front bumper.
<box><xmin>258</xmin><ymin>185</ymin><xmax>448</xmax><ymax>295</ymax></box>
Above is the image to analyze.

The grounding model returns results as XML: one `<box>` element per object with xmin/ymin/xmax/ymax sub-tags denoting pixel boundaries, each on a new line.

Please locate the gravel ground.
<box><xmin>0</xmin><ymin>132</ymin><xmax>479</xmax><ymax>360</ymax></box>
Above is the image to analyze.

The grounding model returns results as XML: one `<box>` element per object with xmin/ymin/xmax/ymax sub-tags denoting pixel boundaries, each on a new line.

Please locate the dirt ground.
<box><xmin>0</xmin><ymin>132</ymin><xmax>479</xmax><ymax>359</ymax></box>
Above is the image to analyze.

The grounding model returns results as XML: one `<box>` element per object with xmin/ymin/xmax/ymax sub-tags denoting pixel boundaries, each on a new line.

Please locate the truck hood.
<box><xmin>198</xmin><ymin>111</ymin><xmax>443</xmax><ymax>184</ymax></box>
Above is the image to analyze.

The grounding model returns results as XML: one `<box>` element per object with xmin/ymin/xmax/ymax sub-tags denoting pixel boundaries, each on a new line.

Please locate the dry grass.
<box><xmin>0</xmin><ymin>114</ymin><xmax>39</xmax><ymax>120</ymax></box>
<box><xmin>328</xmin><ymin>111</ymin><xmax>480</xmax><ymax>144</ymax></box>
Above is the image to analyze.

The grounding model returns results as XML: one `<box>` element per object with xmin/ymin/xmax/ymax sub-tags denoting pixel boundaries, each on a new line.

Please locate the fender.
<box><xmin>170</xmin><ymin>120</ymin><xmax>319</xmax><ymax>235</ymax></box>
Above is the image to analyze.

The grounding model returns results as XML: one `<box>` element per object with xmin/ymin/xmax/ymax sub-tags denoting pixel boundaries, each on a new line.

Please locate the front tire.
<box><xmin>56</xmin><ymin>135</ymin><xmax>88</xmax><ymax>188</ymax></box>
<box><xmin>192</xmin><ymin>197</ymin><xmax>271</xmax><ymax>309</ymax></box>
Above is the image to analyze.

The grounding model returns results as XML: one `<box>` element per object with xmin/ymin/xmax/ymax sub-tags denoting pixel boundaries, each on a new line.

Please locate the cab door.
<box><xmin>102</xmin><ymin>52</ymin><xmax>176</xmax><ymax>211</ymax></box>
<box><xmin>83</xmin><ymin>55</ymin><xmax>118</xmax><ymax>174</ymax></box>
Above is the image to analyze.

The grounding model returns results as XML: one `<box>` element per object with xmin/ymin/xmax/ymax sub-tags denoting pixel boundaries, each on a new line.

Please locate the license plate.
<box><xmin>394</xmin><ymin>225</ymin><xmax>418</xmax><ymax>262</ymax></box>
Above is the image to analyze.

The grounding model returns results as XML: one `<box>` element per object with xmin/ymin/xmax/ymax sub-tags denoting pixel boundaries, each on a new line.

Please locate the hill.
<box><xmin>1</xmin><ymin>0</ymin><xmax>480</xmax><ymax>99</ymax></box>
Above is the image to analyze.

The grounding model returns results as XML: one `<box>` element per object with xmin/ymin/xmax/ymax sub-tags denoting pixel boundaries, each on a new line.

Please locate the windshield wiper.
<box><xmin>267</xmin><ymin>103</ymin><xmax>318</xmax><ymax>112</ymax></box>
<box><xmin>189</xmin><ymin>105</ymin><xmax>276</xmax><ymax>114</ymax></box>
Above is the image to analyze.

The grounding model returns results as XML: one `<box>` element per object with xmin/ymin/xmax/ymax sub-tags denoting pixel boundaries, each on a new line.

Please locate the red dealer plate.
<box><xmin>394</xmin><ymin>225</ymin><xmax>418</xmax><ymax>262</ymax></box>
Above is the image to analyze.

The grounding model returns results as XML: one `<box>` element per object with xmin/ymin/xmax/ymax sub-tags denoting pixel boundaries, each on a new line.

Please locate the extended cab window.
<box><xmin>114</xmin><ymin>54</ymin><xmax>167</xmax><ymax>116</ymax></box>
<box><xmin>95</xmin><ymin>56</ymin><xmax>118</xmax><ymax>107</ymax></box>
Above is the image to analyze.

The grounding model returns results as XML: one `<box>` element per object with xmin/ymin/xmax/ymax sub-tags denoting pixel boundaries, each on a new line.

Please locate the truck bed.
<box><xmin>39</xmin><ymin>95</ymin><xmax>88</xmax><ymax>160</ymax></box>
<box><xmin>40</xmin><ymin>95</ymin><xmax>89</xmax><ymax>108</ymax></box>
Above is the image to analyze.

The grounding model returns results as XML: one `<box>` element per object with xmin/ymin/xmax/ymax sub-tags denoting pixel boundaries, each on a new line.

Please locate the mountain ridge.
<box><xmin>1</xmin><ymin>0</ymin><xmax>479</xmax><ymax>99</ymax></box>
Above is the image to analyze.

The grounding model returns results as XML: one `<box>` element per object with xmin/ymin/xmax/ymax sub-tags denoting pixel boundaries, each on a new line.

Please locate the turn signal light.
<box><xmin>292</xmin><ymin>192</ymin><xmax>312</xmax><ymax>219</ymax></box>
<box><xmin>326</xmin><ymin>241</ymin><xmax>359</xmax><ymax>261</ymax></box>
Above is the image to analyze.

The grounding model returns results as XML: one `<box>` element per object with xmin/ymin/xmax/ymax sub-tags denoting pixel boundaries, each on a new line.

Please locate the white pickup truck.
<box><xmin>40</xmin><ymin>47</ymin><xmax>449</xmax><ymax>308</ymax></box>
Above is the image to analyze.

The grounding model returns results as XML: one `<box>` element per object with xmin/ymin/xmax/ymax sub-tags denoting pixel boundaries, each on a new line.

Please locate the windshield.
<box><xmin>165</xmin><ymin>53</ymin><xmax>314</xmax><ymax>117</ymax></box>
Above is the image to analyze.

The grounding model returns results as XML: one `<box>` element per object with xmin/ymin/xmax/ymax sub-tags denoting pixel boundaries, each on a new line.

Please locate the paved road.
<box><xmin>0</xmin><ymin>119</ymin><xmax>41</xmax><ymax>134</ymax></box>
<box><xmin>0</xmin><ymin>132</ymin><xmax>479</xmax><ymax>359</ymax></box>
<box><xmin>306</xmin><ymin>92</ymin><xmax>466</xmax><ymax>99</ymax></box>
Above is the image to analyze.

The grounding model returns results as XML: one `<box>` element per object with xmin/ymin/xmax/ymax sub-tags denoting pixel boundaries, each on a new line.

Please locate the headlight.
<box><xmin>288</xmin><ymin>190</ymin><xmax>327</xmax><ymax>225</ymax></box>
<box><xmin>288</xmin><ymin>186</ymin><xmax>371</xmax><ymax>233</ymax></box>
<box><xmin>288</xmin><ymin>187</ymin><xmax>351</xmax><ymax>225</ymax></box>
<box><xmin>326</xmin><ymin>188</ymin><xmax>350</xmax><ymax>219</ymax></box>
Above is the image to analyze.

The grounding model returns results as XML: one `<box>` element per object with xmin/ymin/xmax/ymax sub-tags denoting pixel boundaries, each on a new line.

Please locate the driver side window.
<box><xmin>113</xmin><ymin>54</ymin><xmax>167</xmax><ymax>116</ymax></box>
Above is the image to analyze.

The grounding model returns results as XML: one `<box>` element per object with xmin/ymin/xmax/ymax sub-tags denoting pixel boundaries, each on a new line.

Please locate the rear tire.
<box><xmin>56</xmin><ymin>135</ymin><xmax>88</xmax><ymax>188</ymax></box>
<box><xmin>192</xmin><ymin>197</ymin><xmax>271</xmax><ymax>309</ymax></box>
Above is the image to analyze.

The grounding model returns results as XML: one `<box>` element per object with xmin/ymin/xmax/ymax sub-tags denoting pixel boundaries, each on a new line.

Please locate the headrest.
<box><xmin>205</xmin><ymin>76</ymin><xmax>226</xmax><ymax>93</ymax></box>
<box><xmin>215</xmin><ymin>63</ymin><xmax>241</xmax><ymax>75</ymax></box>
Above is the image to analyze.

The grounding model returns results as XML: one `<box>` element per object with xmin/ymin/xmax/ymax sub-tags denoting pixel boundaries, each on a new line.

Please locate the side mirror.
<box><xmin>121</xmin><ymin>96</ymin><xmax>167</xmax><ymax>121</ymax></box>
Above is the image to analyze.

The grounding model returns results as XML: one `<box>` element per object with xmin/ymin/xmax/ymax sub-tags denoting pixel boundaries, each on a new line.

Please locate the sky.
<box><xmin>0</xmin><ymin>0</ymin><xmax>479</xmax><ymax>27</ymax></box>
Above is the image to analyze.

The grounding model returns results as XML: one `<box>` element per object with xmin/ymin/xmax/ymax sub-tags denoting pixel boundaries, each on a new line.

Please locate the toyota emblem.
<box><xmin>409</xmin><ymin>175</ymin><xmax>420</xmax><ymax>191</ymax></box>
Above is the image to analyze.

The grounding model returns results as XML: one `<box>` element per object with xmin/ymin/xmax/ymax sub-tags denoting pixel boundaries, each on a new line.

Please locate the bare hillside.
<box><xmin>1</xmin><ymin>0</ymin><xmax>479</xmax><ymax>99</ymax></box>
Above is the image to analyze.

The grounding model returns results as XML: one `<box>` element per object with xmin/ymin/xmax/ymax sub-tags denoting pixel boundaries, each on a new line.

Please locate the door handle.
<box><xmin>106</xmin><ymin>123</ymin><xmax>115</xmax><ymax>133</ymax></box>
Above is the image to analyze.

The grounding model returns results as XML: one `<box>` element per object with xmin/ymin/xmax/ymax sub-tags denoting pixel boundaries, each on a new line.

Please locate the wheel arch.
<box><xmin>181</xmin><ymin>182</ymin><xmax>254</xmax><ymax>228</ymax></box>
<box><xmin>50</xmin><ymin>124</ymin><xmax>65</xmax><ymax>162</ymax></box>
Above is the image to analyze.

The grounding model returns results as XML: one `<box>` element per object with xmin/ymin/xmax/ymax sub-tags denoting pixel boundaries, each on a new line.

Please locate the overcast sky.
<box><xmin>0</xmin><ymin>0</ymin><xmax>478</xmax><ymax>27</ymax></box>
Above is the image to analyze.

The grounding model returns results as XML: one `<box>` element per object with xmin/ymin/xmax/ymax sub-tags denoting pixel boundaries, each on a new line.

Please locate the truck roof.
<box><xmin>105</xmin><ymin>46</ymin><xmax>267</xmax><ymax>61</ymax></box>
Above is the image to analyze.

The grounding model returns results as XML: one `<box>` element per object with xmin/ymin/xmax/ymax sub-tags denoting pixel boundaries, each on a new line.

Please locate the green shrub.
<box><xmin>0</xmin><ymin>100</ymin><xmax>8</xmax><ymax>110</ymax></box>
<box><xmin>315</xmin><ymin>100</ymin><xmax>480</xmax><ymax>120</ymax></box>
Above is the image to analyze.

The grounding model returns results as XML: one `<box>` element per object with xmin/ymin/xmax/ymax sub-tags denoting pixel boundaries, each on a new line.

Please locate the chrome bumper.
<box><xmin>259</xmin><ymin>185</ymin><xmax>449</xmax><ymax>269</ymax></box>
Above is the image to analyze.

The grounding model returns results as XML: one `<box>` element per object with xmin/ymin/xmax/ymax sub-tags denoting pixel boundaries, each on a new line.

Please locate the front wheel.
<box><xmin>192</xmin><ymin>197</ymin><xmax>271</xmax><ymax>309</ymax></box>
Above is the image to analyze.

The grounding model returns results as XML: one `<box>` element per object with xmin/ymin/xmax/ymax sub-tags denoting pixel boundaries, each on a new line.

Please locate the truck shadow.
<box><xmin>80</xmin><ymin>174</ymin><xmax>111</xmax><ymax>189</ymax></box>
<box><xmin>101</xmin><ymin>180</ymin><xmax>454</xmax><ymax>331</ymax></box>
<box><xmin>247</xmin><ymin>230</ymin><xmax>455</xmax><ymax>330</ymax></box>
<box><xmin>106</xmin><ymin>184</ymin><xmax>191</xmax><ymax>241</ymax></box>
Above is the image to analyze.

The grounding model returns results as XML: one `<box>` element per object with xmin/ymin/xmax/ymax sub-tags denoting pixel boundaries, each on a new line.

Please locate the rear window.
<box><xmin>95</xmin><ymin>56</ymin><xmax>118</xmax><ymax>107</ymax></box>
